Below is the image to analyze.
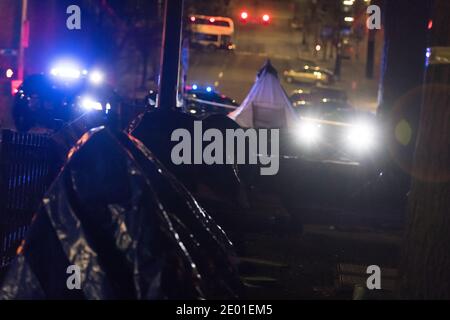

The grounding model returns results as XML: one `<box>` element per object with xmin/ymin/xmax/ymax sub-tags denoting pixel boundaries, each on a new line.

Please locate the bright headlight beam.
<box><xmin>347</xmin><ymin>122</ymin><xmax>377</xmax><ymax>151</ymax></box>
<box><xmin>297</xmin><ymin>121</ymin><xmax>321</xmax><ymax>144</ymax></box>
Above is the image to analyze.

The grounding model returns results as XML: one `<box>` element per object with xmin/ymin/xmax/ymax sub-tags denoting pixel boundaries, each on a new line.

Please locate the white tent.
<box><xmin>228</xmin><ymin>60</ymin><xmax>298</xmax><ymax>128</ymax></box>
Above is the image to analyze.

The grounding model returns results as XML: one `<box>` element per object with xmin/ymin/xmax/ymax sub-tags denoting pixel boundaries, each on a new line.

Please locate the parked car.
<box><xmin>290</xmin><ymin>86</ymin><xmax>350</xmax><ymax>110</ymax></box>
<box><xmin>284</xmin><ymin>66</ymin><xmax>334</xmax><ymax>85</ymax></box>
<box><xmin>185</xmin><ymin>86</ymin><xmax>238</xmax><ymax>117</ymax></box>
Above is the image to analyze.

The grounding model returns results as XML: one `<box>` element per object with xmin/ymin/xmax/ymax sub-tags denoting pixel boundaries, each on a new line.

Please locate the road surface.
<box><xmin>188</xmin><ymin>0</ymin><xmax>302</xmax><ymax>103</ymax></box>
<box><xmin>187</xmin><ymin>0</ymin><xmax>378</xmax><ymax>111</ymax></box>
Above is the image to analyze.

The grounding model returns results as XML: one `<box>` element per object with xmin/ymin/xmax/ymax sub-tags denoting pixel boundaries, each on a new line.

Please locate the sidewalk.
<box><xmin>204</xmin><ymin>180</ymin><xmax>401</xmax><ymax>299</ymax></box>
<box><xmin>340</xmin><ymin>58</ymin><xmax>379</xmax><ymax>113</ymax></box>
<box><xmin>239</xmin><ymin>221</ymin><xmax>400</xmax><ymax>299</ymax></box>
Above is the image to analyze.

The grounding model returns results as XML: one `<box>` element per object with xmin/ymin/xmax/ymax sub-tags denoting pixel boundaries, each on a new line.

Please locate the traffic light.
<box><xmin>240</xmin><ymin>11</ymin><xmax>248</xmax><ymax>22</ymax></box>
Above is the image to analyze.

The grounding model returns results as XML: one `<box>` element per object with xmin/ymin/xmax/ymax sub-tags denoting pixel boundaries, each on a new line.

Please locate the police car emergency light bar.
<box><xmin>50</xmin><ymin>61</ymin><xmax>104</xmax><ymax>85</ymax></box>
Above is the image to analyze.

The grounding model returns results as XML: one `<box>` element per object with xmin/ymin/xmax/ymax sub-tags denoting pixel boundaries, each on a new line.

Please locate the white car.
<box><xmin>283</xmin><ymin>67</ymin><xmax>333</xmax><ymax>85</ymax></box>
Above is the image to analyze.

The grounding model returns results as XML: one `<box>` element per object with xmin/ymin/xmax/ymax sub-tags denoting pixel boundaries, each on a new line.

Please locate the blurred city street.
<box><xmin>188</xmin><ymin>0</ymin><xmax>380</xmax><ymax>111</ymax></box>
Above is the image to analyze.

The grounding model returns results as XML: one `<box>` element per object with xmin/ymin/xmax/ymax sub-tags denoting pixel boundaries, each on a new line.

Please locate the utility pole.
<box><xmin>158</xmin><ymin>0</ymin><xmax>184</xmax><ymax>110</ymax></box>
<box><xmin>17</xmin><ymin>0</ymin><xmax>28</xmax><ymax>82</ymax></box>
<box><xmin>399</xmin><ymin>0</ymin><xmax>450</xmax><ymax>299</ymax></box>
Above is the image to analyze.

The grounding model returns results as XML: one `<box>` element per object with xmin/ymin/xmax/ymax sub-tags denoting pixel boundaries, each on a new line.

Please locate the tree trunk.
<box><xmin>366</xmin><ymin>29</ymin><xmax>375</xmax><ymax>79</ymax></box>
<box><xmin>399</xmin><ymin>0</ymin><xmax>450</xmax><ymax>299</ymax></box>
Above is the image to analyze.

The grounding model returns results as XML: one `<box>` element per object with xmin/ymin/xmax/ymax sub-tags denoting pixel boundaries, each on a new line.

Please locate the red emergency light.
<box><xmin>11</xmin><ymin>80</ymin><xmax>22</xmax><ymax>96</ymax></box>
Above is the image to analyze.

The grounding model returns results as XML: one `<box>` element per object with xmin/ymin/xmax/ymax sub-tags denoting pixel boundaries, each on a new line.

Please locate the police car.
<box><xmin>13</xmin><ymin>64</ymin><xmax>118</xmax><ymax>132</ymax></box>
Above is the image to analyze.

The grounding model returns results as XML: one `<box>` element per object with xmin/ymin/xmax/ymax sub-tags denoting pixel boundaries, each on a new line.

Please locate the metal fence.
<box><xmin>0</xmin><ymin>130</ymin><xmax>57</xmax><ymax>269</ymax></box>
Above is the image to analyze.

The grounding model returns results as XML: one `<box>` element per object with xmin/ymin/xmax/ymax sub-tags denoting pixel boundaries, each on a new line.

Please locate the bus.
<box><xmin>188</xmin><ymin>15</ymin><xmax>236</xmax><ymax>51</ymax></box>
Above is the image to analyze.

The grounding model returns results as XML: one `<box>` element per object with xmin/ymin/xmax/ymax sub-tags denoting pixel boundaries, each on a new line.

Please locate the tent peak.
<box><xmin>257</xmin><ymin>59</ymin><xmax>278</xmax><ymax>78</ymax></box>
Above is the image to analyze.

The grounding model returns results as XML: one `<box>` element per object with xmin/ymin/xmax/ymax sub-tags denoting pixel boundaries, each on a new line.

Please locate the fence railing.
<box><xmin>0</xmin><ymin>130</ymin><xmax>58</xmax><ymax>269</ymax></box>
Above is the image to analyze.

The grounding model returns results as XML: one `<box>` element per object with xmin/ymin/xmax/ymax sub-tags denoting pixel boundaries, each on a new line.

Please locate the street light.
<box><xmin>6</xmin><ymin>69</ymin><xmax>14</xmax><ymax>78</ymax></box>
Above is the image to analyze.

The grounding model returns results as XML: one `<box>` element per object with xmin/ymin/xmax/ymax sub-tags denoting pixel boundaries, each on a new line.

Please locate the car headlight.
<box><xmin>346</xmin><ymin>122</ymin><xmax>377</xmax><ymax>151</ymax></box>
<box><xmin>293</xmin><ymin>100</ymin><xmax>307</xmax><ymax>107</ymax></box>
<box><xmin>81</xmin><ymin>97</ymin><xmax>103</xmax><ymax>111</ymax></box>
<box><xmin>296</xmin><ymin>120</ymin><xmax>321</xmax><ymax>144</ymax></box>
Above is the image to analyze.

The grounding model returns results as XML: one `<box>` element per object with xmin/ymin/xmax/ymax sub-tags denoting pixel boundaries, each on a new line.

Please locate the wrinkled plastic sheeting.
<box><xmin>132</xmin><ymin>110</ymin><xmax>243</xmax><ymax>203</ymax></box>
<box><xmin>0</xmin><ymin>127</ymin><xmax>242</xmax><ymax>300</ymax></box>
